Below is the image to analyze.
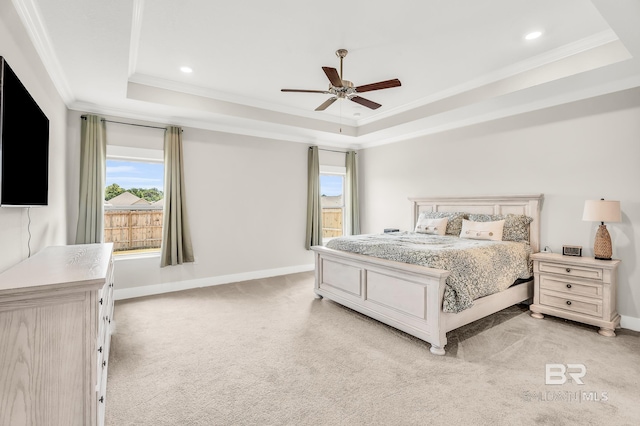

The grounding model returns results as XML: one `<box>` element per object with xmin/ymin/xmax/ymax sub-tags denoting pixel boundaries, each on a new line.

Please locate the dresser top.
<box><xmin>0</xmin><ymin>243</ymin><xmax>113</xmax><ymax>295</ymax></box>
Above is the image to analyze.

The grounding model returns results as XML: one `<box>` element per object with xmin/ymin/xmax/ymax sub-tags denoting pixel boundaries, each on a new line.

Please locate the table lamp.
<box><xmin>582</xmin><ymin>199</ymin><xmax>621</xmax><ymax>260</ymax></box>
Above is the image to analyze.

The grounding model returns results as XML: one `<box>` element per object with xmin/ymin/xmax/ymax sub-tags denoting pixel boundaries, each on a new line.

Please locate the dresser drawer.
<box><xmin>540</xmin><ymin>275</ymin><xmax>603</xmax><ymax>299</ymax></box>
<box><xmin>539</xmin><ymin>290</ymin><xmax>603</xmax><ymax>318</ymax></box>
<box><xmin>96</xmin><ymin>275</ymin><xmax>113</xmax><ymax>396</ymax></box>
<box><xmin>538</xmin><ymin>261</ymin><xmax>603</xmax><ymax>281</ymax></box>
<box><xmin>97</xmin><ymin>338</ymin><xmax>109</xmax><ymax>388</ymax></box>
<box><xmin>97</xmin><ymin>284</ymin><xmax>109</xmax><ymax>347</ymax></box>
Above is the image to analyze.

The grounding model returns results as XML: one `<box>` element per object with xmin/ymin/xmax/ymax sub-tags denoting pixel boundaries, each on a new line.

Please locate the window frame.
<box><xmin>320</xmin><ymin>165</ymin><xmax>346</xmax><ymax>244</ymax></box>
<box><xmin>105</xmin><ymin>145</ymin><xmax>164</xmax><ymax>259</ymax></box>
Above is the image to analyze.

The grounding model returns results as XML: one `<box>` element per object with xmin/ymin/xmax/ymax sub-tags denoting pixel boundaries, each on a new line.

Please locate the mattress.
<box><xmin>325</xmin><ymin>232</ymin><xmax>532</xmax><ymax>313</ymax></box>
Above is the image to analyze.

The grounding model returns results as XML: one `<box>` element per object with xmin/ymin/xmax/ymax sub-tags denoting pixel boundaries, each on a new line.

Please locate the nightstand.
<box><xmin>529</xmin><ymin>252</ymin><xmax>620</xmax><ymax>336</ymax></box>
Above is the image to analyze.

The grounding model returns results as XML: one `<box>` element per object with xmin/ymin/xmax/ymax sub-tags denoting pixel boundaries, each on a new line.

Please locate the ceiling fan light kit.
<box><xmin>281</xmin><ymin>49</ymin><xmax>401</xmax><ymax>111</ymax></box>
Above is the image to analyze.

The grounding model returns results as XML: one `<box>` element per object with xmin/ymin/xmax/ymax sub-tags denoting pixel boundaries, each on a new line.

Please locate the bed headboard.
<box><xmin>408</xmin><ymin>194</ymin><xmax>543</xmax><ymax>253</ymax></box>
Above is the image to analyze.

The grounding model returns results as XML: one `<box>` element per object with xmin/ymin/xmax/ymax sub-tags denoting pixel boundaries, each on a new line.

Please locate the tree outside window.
<box><xmin>104</xmin><ymin>159</ymin><xmax>164</xmax><ymax>254</ymax></box>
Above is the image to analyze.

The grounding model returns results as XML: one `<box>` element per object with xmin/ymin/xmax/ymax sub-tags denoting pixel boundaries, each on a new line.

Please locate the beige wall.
<box><xmin>358</xmin><ymin>88</ymin><xmax>640</xmax><ymax>327</ymax></box>
<box><xmin>66</xmin><ymin>110</ymin><xmax>314</xmax><ymax>293</ymax></box>
<box><xmin>0</xmin><ymin>1</ymin><xmax>69</xmax><ymax>272</ymax></box>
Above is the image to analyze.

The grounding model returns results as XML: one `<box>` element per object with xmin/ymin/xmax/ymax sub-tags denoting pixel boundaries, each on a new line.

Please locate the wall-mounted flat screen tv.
<box><xmin>0</xmin><ymin>56</ymin><xmax>50</xmax><ymax>207</ymax></box>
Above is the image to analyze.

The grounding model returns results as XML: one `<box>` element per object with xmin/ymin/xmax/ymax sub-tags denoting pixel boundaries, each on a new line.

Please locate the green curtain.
<box><xmin>345</xmin><ymin>151</ymin><xmax>360</xmax><ymax>235</ymax></box>
<box><xmin>75</xmin><ymin>115</ymin><xmax>106</xmax><ymax>244</ymax></box>
<box><xmin>161</xmin><ymin>126</ymin><xmax>194</xmax><ymax>267</ymax></box>
<box><xmin>305</xmin><ymin>146</ymin><xmax>323</xmax><ymax>249</ymax></box>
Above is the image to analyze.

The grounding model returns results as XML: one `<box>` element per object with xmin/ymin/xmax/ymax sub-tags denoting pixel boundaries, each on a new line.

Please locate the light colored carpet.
<box><xmin>105</xmin><ymin>272</ymin><xmax>640</xmax><ymax>426</ymax></box>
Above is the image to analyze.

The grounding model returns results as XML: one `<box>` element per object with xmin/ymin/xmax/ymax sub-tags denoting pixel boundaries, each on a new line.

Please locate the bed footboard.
<box><xmin>312</xmin><ymin>246</ymin><xmax>450</xmax><ymax>355</ymax></box>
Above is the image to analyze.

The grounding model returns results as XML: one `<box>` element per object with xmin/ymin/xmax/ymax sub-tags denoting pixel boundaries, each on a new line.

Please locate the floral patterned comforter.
<box><xmin>325</xmin><ymin>232</ymin><xmax>532</xmax><ymax>313</ymax></box>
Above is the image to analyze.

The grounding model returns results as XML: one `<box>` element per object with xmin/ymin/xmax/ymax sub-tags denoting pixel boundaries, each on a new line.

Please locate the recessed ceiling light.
<box><xmin>180</xmin><ymin>66</ymin><xmax>193</xmax><ymax>73</ymax></box>
<box><xmin>525</xmin><ymin>31</ymin><xmax>542</xmax><ymax>40</ymax></box>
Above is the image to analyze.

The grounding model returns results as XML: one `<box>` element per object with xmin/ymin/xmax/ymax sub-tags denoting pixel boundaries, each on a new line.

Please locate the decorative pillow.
<box><xmin>459</xmin><ymin>219</ymin><xmax>505</xmax><ymax>241</ymax></box>
<box><xmin>414</xmin><ymin>217</ymin><xmax>448</xmax><ymax>235</ymax></box>
<box><xmin>416</xmin><ymin>212</ymin><xmax>466</xmax><ymax>236</ymax></box>
<box><xmin>467</xmin><ymin>213</ymin><xmax>533</xmax><ymax>242</ymax></box>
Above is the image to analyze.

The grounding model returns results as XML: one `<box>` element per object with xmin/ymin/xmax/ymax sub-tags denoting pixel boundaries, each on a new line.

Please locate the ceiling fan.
<box><xmin>281</xmin><ymin>49</ymin><xmax>401</xmax><ymax>111</ymax></box>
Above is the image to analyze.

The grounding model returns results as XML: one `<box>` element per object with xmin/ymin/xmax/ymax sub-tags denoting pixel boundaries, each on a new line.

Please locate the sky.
<box><xmin>106</xmin><ymin>160</ymin><xmax>341</xmax><ymax>196</ymax></box>
<box><xmin>320</xmin><ymin>174</ymin><xmax>343</xmax><ymax>196</ymax></box>
<box><xmin>106</xmin><ymin>159</ymin><xmax>164</xmax><ymax>191</ymax></box>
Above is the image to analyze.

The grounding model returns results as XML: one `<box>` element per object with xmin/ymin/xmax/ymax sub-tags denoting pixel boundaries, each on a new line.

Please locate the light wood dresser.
<box><xmin>529</xmin><ymin>252</ymin><xmax>620</xmax><ymax>336</ymax></box>
<box><xmin>0</xmin><ymin>243</ymin><xmax>115</xmax><ymax>426</ymax></box>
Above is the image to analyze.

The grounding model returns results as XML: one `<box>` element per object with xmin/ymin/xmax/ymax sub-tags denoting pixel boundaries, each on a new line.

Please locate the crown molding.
<box><xmin>357</xmin><ymin>29</ymin><xmax>621</xmax><ymax>126</ymax></box>
<box><xmin>12</xmin><ymin>0</ymin><xmax>75</xmax><ymax>104</ymax></box>
<box><xmin>128</xmin><ymin>0</ymin><xmax>145</xmax><ymax>77</ymax></box>
<box><xmin>357</xmin><ymin>72</ymin><xmax>640</xmax><ymax>150</ymax></box>
<box><xmin>70</xmin><ymin>100</ymin><xmax>361</xmax><ymax>149</ymax></box>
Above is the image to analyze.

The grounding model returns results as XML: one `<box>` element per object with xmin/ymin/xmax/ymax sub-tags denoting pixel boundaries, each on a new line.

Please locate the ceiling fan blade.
<box><xmin>355</xmin><ymin>79</ymin><xmax>401</xmax><ymax>93</ymax></box>
<box><xmin>322</xmin><ymin>67</ymin><xmax>343</xmax><ymax>87</ymax></box>
<box><xmin>315</xmin><ymin>97</ymin><xmax>337</xmax><ymax>111</ymax></box>
<box><xmin>350</xmin><ymin>96</ymin><xmax>381</xmax><ymax>110</ymax></box>
<box><xmin>281</xmin><ymin>89</ymin><xmax>331</xmax><ymax>94</ymax></box>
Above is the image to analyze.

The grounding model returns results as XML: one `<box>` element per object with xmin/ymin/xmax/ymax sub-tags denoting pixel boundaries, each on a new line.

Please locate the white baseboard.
<box><xmin>113</xmin><ymin>264</ymin><xmax>315</xmax><ymax>301</ymax></box>
<box><xmin>620</xmin><ymin>315</ymin><xmax>640</xmax><ymax>332</ymax></box>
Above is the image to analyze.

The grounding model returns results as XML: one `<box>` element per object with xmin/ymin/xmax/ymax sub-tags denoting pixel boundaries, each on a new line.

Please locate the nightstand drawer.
<box><xmin>538</xmin><ymin>262</ymin><xmax>603</xmax><ymax>281</ymax></box>
<box><xmin>539</xmin><ymin>291</ymin><xmax>603</xmax><ymax>318</ymax></box>
<box><xmin>540</xmin><ymin>275</ymin><xmax>603</xmax><ymax>299</ymax></box>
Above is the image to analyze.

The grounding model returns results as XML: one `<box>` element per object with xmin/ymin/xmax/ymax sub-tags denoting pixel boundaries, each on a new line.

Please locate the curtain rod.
<box><xmin>81</xmin><ymin>115</ymin><xmax>168</xmax><ymax>130</ymax></box>
<box><xmin>103</xmin><ymin>119</ymin><xmax>167</xmax><ymax>130</ymax></box>
<box><xmin>311</xmin><ymin>147</ymin><xmax>357</xmax><ymax>154</ymax></box>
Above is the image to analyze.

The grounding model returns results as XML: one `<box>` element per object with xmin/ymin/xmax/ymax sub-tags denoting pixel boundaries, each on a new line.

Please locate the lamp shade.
<box><xmin>582</xmin><ymin>200</ymin><xmax>621</xmax><ymax>223</ymax></box>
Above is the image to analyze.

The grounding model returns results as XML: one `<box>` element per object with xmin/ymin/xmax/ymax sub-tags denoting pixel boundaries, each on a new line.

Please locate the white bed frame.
<box><xmin>311</xmin><ymin>194</ymin><xmax>543</xmax><ymax>355</ymax></box>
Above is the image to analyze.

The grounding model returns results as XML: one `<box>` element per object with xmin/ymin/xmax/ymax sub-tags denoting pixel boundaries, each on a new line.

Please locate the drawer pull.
<box><xmin>103</xmin><ymin>360</ymin><xmax>106</xmax><ymax>367</ymax></box>
<box><xmin>566</xmin><ymin>284</ymin><xmax>572</xmax><ymax>289</ymax></box>
<box><xmin>566</xmin><ymin>268</ymin><xmax>571</xmax><ymax>273</ymax></box>
<box><xmin>99</xmin><ymin>396</ymin><xmax>104</xmax><ymax>403</ymax></box>
<box><xmin>98</xmin><ymin>346</ymin><xmax>102</xmax><ymax>353</ymax></box>
<box><xmin>99</xmin><ymin>298</ymin><xmax>103</xmax><ymax>305</ymax></box>
<box><xmin>566</xmin><ymin>300</ymin><xmax>572</xmax><ymax>306</ymax></box>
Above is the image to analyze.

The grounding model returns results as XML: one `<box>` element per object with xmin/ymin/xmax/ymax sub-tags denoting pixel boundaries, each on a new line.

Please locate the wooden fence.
<box><xmin>105</xmin><ymin>206</ymin><xmax>342</xmax><ymax>250</ymax></box>
<box><xmin>322</xmin><ymin>208</ymin><xmax>343</xmax><ymax>238</ymax></box>
<box><xmin>104</xmin><ymin>208</ymin><xmax>163</xmax><ymax>252</ymax></box>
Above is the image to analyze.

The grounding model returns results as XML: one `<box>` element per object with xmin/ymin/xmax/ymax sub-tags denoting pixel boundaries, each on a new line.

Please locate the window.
<box><xmin>104</xmin><ymin>146</ymin><xmax>164</xmax><ymax>255</ymax></box>
<box><xmin>320</xmin><ymin>166</ymin><xmax>345</xmax><ymax>241</ymax></box>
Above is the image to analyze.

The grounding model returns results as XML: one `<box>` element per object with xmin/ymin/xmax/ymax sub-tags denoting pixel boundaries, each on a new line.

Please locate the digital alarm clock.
<box><xmin>562</xmin><ymin>245</ymin><xmax>582</xmax><ymax>257</ymax></box>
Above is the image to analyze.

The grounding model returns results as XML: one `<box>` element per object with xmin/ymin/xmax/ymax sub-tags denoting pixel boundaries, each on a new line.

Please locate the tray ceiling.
<box><xmin>14</xmin><ymin>0</ymin><xmax>640</xmax><ymax>148</ymax></box>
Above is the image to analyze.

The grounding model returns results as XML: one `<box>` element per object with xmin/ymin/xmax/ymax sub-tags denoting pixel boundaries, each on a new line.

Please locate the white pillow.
<box><xmin>459</xmin><ymin>219</ymin><xmax>505</xmax><ymax>241</ymax></box>
<box><xmin>415</xmin><ymin>217</ymin><xmax>448</xmax><ymax>235</ymax></box>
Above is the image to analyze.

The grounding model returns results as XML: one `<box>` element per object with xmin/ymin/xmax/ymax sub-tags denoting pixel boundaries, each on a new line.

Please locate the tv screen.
<box><xmin>0</xmin><ymin>56</ymin><xmax>49</xmax><ymax>207</ymax></box>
